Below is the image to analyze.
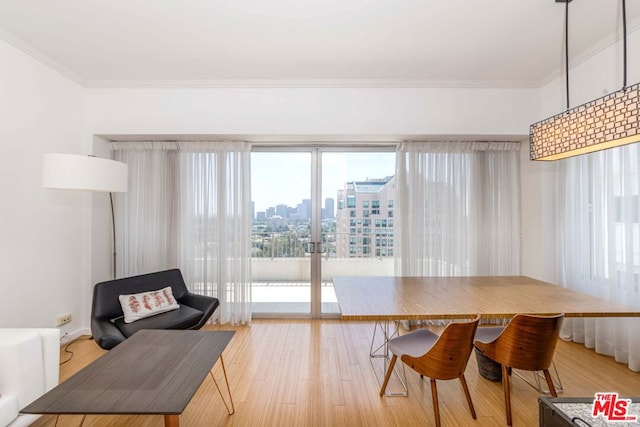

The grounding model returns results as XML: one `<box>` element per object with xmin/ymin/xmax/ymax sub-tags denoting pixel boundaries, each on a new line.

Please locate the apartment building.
<box><xmin>336</xmin><ymin>177</ymin><xmax>395</xmax><ymax>258</ymax></box>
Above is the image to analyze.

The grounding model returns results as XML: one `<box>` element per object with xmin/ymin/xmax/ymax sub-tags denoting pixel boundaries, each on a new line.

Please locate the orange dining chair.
<box><xmin>380</xmin><ymin>316</ymin><xmax>480</xmax><ymax>427</ymax></box>
<box><xmin>474</xmin><ymin>313</ymin><xmax>564</xmax><ymax>426</ymax></box>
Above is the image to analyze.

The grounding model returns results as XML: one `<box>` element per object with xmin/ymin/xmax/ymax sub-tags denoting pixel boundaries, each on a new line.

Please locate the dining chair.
<box><xmin>474</xmin><ymin>313</ymin><xmax>564</xmax><ymax>426</ymax></box>
<box><xmin>379</xmin><ymin>316</ymin><xmax>480</xmax><ymax>427</ymax></box>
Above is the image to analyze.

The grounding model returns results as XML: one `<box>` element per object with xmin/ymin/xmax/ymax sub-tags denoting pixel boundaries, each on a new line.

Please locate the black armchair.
<box><xmin>91</xmin><ymin>269</ymin><xmax>219</xmax><ymax>350</ymax></box>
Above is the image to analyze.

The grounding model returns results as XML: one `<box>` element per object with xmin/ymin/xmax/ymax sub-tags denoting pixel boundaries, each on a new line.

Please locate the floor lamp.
<box><xmin>42</xmin><ymin>153</ymin><xmax>128</xmax><ymax>278</ymax></box>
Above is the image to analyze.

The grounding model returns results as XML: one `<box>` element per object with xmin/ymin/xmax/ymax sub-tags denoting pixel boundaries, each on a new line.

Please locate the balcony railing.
<box><xmin>251</xmin><ymin>230</ymin><xmax>394</xmax><ymax>260</ymax></box>
<box><xmin>251</xmin><ymin>230</ymin><xmax>394</xmax><ymax>282</ymax></box>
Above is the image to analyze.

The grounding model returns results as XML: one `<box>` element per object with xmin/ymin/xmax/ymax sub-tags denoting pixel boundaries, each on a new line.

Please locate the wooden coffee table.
<box><xmin>21</xmin><ymin>329</ymin><xmax>235</xmax><ymax>427</ymax></box>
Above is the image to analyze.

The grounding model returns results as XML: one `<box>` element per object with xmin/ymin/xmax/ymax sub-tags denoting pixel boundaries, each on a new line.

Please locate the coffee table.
<box><xmin>21</xmin><ymin>329</ymin><xmax>235</xmax><ymax>427</ymax></box>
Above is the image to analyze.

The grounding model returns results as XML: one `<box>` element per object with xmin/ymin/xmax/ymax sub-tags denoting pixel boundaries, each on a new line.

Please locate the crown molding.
<box><xmin>82</xmin><ymin>78</ymin><xmax>540</xmax><ymax>89</ymax></box>
<box><xmin>0</xmin><ymin>28</ymin><xmax>86</xmax><ymax>86</ymax></box>
<box><xmin>538</xmin><ymin>16</ymin><xmax>640</xmax><ymax>87</ymax></box>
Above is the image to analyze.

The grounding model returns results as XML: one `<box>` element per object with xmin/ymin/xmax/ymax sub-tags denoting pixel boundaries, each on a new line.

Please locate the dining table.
<box><xmin>332</xmin><ymin>275</ymin><xmax>640</xmax><ymax>395</ymax></box>
<box><xmin>332</xmin><ymin>275</ymin><xmax>640</xmax><ymax>321</ymax></box>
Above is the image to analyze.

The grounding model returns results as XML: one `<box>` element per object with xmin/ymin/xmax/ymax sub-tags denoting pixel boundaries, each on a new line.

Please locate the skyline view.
<box><xmin>250</xmin><ymin>151</ymin><xmax>396</xmax><ymax>213</ymax></box>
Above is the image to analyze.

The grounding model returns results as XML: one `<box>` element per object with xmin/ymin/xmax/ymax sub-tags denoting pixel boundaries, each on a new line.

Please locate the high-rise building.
<box><xmin>324</xmin><ymin>197</ymin><xmax>335</xmax><ymax>219</ymax></box>
<box><xmin>276</xmin><ymin>204</ymin><xmax>288</xmax><ymax>218</ymax></box>
<box><xmin>336</xmin><ymin>176</ymin><xmax>395</xmax><ymax>258</ymax></box>
<box><xmin>302</xmin><ymin>199</ymin><xmax>311</xmax><ymax>220</ymax></box>
<box><xmin>296</xmin><ymin>202</ymin><xmax>307</xmax><ymax>220</ymax></box>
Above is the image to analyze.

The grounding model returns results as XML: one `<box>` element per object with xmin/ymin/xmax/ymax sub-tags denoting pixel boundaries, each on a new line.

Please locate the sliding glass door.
<box><xmin>251</xmin><ymin>146</ymin><xmax>396</xmax><ymax>317</ymax></box>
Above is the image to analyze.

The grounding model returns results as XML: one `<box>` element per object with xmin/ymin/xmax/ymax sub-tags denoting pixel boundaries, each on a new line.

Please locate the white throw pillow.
<box><xmin>118</xmin><ymin>286</ymin><xmax>180</xmax><ymax>324</ymax></box>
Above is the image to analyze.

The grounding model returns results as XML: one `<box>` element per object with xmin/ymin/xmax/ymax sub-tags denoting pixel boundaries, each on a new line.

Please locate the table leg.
<box><xmin>164</xmin><ymin>414</ymin><xmax>179</xmax><ymax>427</ymax></box>
<box><xmin>369</xmin><ymin>320</ymin><xmax>407</xmax><ymax>396</ymax></box>
<box><xmin>209</xmin><ymin>355</ymin><xmax>235</xmax><ymax>415</ymax></box>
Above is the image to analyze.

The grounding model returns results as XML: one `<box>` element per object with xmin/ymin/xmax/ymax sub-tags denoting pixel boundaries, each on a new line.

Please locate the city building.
<box><xmin>323</xmin><ymin>198</ymin><xmax>335</xmax><ymax>219</ymax></box>
<box><xmin>336</xmin><ymin>176</ymin><xmax>395</xmax><ymax>258</ymax></box>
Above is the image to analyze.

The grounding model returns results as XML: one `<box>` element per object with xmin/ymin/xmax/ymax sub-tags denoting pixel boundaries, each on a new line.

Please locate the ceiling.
<box><xmin>0</xmin><ymin>0</ymin><xmax>638</xmax><ymax>88</ymax></box>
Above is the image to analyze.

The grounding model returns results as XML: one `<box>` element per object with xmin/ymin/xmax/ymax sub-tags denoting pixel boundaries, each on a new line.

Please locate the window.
<box><xmin>347</xmin><ymin>195</ymin><xmax>356</xmax><ymax>208</ymax></box>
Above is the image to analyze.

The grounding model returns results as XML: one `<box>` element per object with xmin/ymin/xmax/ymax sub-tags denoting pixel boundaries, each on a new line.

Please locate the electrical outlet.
<box><xmin>55</xmin><ymin>313</ymin><xmax>72</xmax><ymax>326</ymax></box>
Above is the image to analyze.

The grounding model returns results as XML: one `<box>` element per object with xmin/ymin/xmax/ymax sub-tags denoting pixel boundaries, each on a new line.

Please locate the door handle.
<box><xmin>307</xmin><ymin>242</ymin><xmax>324</xmax><ymax>254</ymax></box>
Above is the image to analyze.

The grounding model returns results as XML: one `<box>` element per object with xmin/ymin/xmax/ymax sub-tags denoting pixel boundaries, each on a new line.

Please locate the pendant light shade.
<box><xmin>530</xmin><ymin>83</ymin><xmax>640</xmax><ymax>161</ymax></box>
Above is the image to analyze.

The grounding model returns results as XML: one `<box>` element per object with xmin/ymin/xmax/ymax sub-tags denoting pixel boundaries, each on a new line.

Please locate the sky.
<box><xmin>251</xmin><ymin>151</ymin><xmax>395</xmax><ymax>213</ymax></box>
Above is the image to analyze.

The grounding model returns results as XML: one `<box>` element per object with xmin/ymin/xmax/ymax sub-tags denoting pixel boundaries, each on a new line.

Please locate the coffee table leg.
<box><xmin>209</xmin><ymin>355</ymin><xmax>235</xmax><ymax>415</ymax></box>
<box><xmin>164</xmin><ymin>414</ymin><xmax>179</xmax><ymax>427</ymax></box>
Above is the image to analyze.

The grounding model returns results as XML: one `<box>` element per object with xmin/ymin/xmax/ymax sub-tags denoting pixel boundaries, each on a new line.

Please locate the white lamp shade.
<box><xmin>42</xmin><ymin>153</ymin><xmax>128</xmax><ymax>193</ymax></box>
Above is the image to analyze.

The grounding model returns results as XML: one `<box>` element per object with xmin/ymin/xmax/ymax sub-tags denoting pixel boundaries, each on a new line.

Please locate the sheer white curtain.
<box><xmin>556</xmin><ymin>145</ymin><xmax>640</xmax><ymax>371</ymax></box>
<box><xmin>114</xmin><ymin>142</ymin><xmax>180</xmax><ymax>273</ymax></box>
<box><xmin>113</xmin><ymin>141</ymin><xmax>252</xmax><ymax>325</ymax></box>
<box><xmin>177</xmin><ymin>143</ymin><xmax>252</xmax><ymax>324</ymax></box>
<box><xmin>395</xmin><ymin>141</ymin><xmax>521</xmax><ymax>276</ymax></box>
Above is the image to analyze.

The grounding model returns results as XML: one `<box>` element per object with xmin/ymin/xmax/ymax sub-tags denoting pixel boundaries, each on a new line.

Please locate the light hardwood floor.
<box><xmin>32</xmin><ymin>320</ymin><xmax>640</xmax><ymax>426</ymax></box>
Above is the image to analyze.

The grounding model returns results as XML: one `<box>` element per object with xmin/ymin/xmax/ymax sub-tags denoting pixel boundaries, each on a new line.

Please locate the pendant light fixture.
<box><xmin>530</xmin><ymin>0</ymin><xmax>639</xmax><ymax>161</ymax></box>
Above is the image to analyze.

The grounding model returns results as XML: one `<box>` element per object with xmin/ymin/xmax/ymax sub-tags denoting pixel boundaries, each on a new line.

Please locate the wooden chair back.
<box><xmin>401</xmin><ymin>316</ymin><xmax>480</xmax><ymax>381</ymax></box>
<box><xmin>477</xmin><ymin>313</ymin><xmax>564</xmax><ymax>372</ymax></box>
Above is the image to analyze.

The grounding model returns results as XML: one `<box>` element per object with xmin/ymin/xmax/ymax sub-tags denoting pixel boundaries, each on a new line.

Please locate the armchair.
<box><xmin>91</xmin><ymin>269</ymin><xmax>219</xmax><ymax>350</ymax></box>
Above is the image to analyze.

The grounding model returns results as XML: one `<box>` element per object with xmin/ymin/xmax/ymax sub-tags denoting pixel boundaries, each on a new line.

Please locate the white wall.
<box><xmin>83</xmin><ymin>87</ymin><xmax>537</xmax><ymax>137</ymax></box>
<box><xmin>0</xmin><ymin>39</ymin><xmax>87</xmax><ymax>336</ymax></box>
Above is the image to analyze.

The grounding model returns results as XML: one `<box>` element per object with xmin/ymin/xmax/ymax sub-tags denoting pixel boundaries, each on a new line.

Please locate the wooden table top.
<box><xmin>21</xmin><ymin>329</ymin><xmax>235</xmax><ymax>415</ymax></box>
<box><xmin>332</xmin><ymin>275</ymin><xmax>640</xmax><ymax>321</ymax></box>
